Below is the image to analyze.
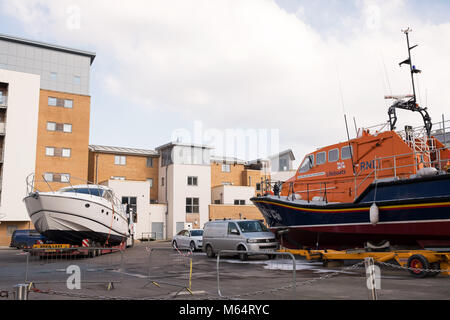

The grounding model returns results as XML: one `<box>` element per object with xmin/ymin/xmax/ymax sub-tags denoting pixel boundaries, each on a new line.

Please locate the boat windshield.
<box><xmin>299</xmin><ymin>155</ymin><xmax>314</xmax><ymax>173</ymax></box>
<box><xmin>63</xmin><ymin>188</ymin><xmax>105</xmax><ymax>197</ymax></box>
<box><xmin>237</xmin><ymin>221</ymin><xmax>268</xmax><ymax>233</ymax></box>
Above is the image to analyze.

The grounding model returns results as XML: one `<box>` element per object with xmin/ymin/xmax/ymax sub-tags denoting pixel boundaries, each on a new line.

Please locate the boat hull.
<box><xmin>24</xmin><ymin>193</ymin><xmax>128</xmax><ymax>246</ymax></box>
<box><xmin>251</xmin><ymin>196</ymin><xmax>450</xmax><ymax>249</ymax></box>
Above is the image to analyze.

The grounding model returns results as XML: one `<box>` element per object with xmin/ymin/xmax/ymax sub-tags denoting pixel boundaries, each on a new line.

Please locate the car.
<box><xmin>9</xmin><ymin>229</ymin><xmax>49</xmax><ymax>249</ymax></box>
<box><xmin>172</xmin><ymin>229</ymin><xmax>203</xmax><ymax>251</ymax></box>
<box><xmin>202</xmin><ymin>219</ymin><xmax>279</xmax><ymax>261</ymax></box>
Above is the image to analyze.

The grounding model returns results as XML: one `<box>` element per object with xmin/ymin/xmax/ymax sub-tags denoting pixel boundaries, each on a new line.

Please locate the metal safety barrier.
<box><xmin>24</xmin><ymin>247</ymin><xmax>124</xmax><ymax>293</ymax></box>
<box><xmin>216</xmin><ymin>250</ymin><xmax>297</xmax><ymax>298</ymax></box>
<box><xmin>144</xmin><ymin>247</ymin><xmax>194</xmax><ymax>296</ymax></box>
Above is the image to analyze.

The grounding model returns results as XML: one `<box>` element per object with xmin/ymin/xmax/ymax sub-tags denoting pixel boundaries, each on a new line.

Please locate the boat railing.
<box><xmin>354</xmin><ymin>145</ymin><xmax>450</xmax><ymax>200</ymax></box>
<box><xmin>270</xmin><ymin>144</ymin><xmax>449</xmax><ymax>203</ymax></box>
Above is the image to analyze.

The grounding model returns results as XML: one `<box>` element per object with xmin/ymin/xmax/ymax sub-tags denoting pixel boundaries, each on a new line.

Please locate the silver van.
<box><xmin>202</xmin><ymin>219</ymin><xmax>279</xmax><ymax>260</ymax></box>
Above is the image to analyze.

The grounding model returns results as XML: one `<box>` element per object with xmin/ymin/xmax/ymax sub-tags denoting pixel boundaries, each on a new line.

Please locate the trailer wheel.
<box><xmin>407</xmin><ymin>254</ymin><xmax>430</xmax><ymax>278</ymax></box>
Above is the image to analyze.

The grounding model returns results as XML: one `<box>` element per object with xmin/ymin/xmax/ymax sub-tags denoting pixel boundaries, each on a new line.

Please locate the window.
<box><xmin>44</xmin><ymin>173</ymin><xmax>70</xmax><ymax>183</ymax></box>
<box><xmin>64</xmin><ymin>99</ymin><xmax>73</xmax><ymax>109</ymax></box>
<box><xmin>279</xmin><ymin>158</ymin><xmax>289</xmax><ymax>171</ymax></box>
<box><xmin>186</xmin><ymin>198</ymin><xmax>199</xmax><ymax>213</ymax></box>
<box><xmin>122</xmin><ymin>197</ymin><xmax>137</xmax><ymax>223</ymax></box>
<box><xmin>187</xmin><ymin>176</ymin><xmax>198</xmax><ymax>186</ymax></box>
<box><xmin>214</xmin><ymin>200</ymin><xmax>221</xmax><ymax>204</ymax></box>
<box><xmin>342</xmin><ymin>146</ymin><xmax>353</xmax><ymax>160</ymax></box>
<box><xmin>111</xmin><ymin>176</ymin><xmax>125</xmax><ymax>180</ymax></box>
<box><xmin>316</xmin><ymin>152</ymin><xmax>326</xmax><ymax>165</ymax></box>
<box><xmin>256</xmin><ymin>183</ymin><xmax>261</xmax><ymax>191</ymax></box>
<box><xmin>74</xmin><ymin>75</ymin><xmax>81</xmax><ymax>85</ymax></box>
<box><xmin>234</xmin><ymin>200</ymin><xmax>246</xmax><ymax>205</ymax></box>
<box><xmin>146</xmin><ymin>157</ymin><xmax>153</xmax><ymax>168</ymax></box>
<box><xmin>48</xmin><ymin>97</ymin><xmax>57</xmax><ymax>106</ymax></box>
<box><xmin>48</xmin><ymin>97</ymin><xmax>74</xmax><ymax>109</ymax></box>
<box><xmin>45</xmin><ymin>147</ymin><xmax>55</xmax><ymax>156</ymax></box>
<box><xmin>299</xmin><ymin>155</ymin><xmax>314</xmax><ymax>173</ymax></box>
<box><xmin>114</xmin><ymin>155</ymin><xmax>126</xmax><ymax>165</ymax></box>
<box><xmin>63</xmin><ymin>124</ymin><xmax>72</xmax><ymax>133</ymax></box>
<box><xmin>228</xmin><ymin>222</ymin><xmax>239</xmax><ymax>235</ymax></box>
<box><xmin>222</xmin><ymin>164</ymin><xmax>231</xmax><ymax>172</ymax></box>
<box><xmin>161</xmin><ymin>177</ymin><xmax>165</xmax><ymax>186</ymax></box>
<box><xmin>47</xmin><ymin>122</ymin><xmax>56</xmax><ymax>131</ymax></box>
<box><xmin>62</xmin><ymin>148</ymin><xmax>71</xmax><ymax>158</ymax></box>
<box><xmin>329</xmin><ymin>148</ymin><xmax>339</xmax><ymax>162</ymax></box>
<box><xmin>7</xmin><ymin>225</ymin><xmax>18</xmax><ymax>236</ymax></box>
<box><xmin>50</xmin><ymin>72</ymin><xmax>57</xmax><ymax>81</ymax></box>
<box><xmin>147</xmin><ymin>178</ymin><xmax>153</xmax><ymax>188</ymax></box>
<box><xmin>60</xmin><ymin>174</ymin><xmax>70</xmax><ymax>183</ymax></box>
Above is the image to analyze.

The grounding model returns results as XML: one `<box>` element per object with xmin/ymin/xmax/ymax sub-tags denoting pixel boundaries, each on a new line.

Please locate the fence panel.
<box><xmin>144</xmin><ymin>247</ymin><xmax>193</xmax><ymax>296</ymax></box>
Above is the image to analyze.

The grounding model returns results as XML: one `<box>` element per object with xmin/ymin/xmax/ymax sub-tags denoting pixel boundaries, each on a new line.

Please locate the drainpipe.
<box><xmin>165</xmin><ymin>165</ymin><xmax>168</xmax><ymax>240</ymax></box>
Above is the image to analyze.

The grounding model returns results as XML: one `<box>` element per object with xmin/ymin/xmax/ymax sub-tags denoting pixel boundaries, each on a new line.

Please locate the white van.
<box><xmin>202</xmin><ymin>219</ymin><xmax>279</xmax><ymax>260</ymax></box>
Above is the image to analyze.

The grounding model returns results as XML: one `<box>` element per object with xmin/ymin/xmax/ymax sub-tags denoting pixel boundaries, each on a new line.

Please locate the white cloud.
<box><xmin>2</xmin><ymin>0</ymin><xmax>450</xmax><ymax>161</ymax></box>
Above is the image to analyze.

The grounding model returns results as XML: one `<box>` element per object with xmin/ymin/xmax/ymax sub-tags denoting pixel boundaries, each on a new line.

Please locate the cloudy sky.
<box><xmin>1</xmin><ymin>0</ymin><xmax>450</xmax><ymax>165</ymax></box>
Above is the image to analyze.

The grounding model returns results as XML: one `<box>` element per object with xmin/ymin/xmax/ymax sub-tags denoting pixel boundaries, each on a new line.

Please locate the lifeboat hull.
<box><xmin>251</xmin><ymin>195</ymin><xmax>450</xmax><ymax>249</ymax></box>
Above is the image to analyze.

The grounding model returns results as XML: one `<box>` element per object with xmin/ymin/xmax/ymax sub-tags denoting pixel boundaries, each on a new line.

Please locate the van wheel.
<box><xmin>238</xmin><ymin>246</ymin><xmax>248</xmax><ymax>261</ymax></box>
<box><xmin>206</xmin><ymin>245</ymin><xmax>215</xmax><ymax>258</ymax></box>
<box><xmin>190</xmin><ymin>241</ymin><xmax>196</xmax><ymax>252</ymax></box>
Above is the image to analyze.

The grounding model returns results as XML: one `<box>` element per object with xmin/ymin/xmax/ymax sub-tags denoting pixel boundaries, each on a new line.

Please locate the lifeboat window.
<box><xmin>299</xmin><ymin>154</ymin><xmax>314</xmax><ymax>173</ymax></box>
<box><xmin>328</xmin><ymin>148</ymin><xmax>339</xmax><ymax>162</ymax></box>
<box><xmin>316</xmin><ymin>152</ymin><xmax>326</xmax><ymax>165</ymax></box>
<box><xmin>342</xmin><ymin>145</ymin><xmax>353</xmax><ymax>160</ymax></box>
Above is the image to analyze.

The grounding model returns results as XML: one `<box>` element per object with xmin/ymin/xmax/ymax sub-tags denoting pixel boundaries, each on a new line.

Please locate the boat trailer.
<box><xmin>279</xmin><ymin>248</ymin><xmax>450</xmax><ymax>278</ymax></box>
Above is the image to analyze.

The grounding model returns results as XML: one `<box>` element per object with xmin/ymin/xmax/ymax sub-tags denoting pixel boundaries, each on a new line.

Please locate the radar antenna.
<box><xmin>387</xmin><ymin>28</ymin><xmax>432</xmax><ymax>137</ymax></box>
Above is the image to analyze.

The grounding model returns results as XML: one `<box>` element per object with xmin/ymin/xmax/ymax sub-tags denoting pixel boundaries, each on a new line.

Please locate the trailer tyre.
<box><xmin>407</xmin><ymin>254</ymin><xmax>430</xmax><ymax>278</ymax></box>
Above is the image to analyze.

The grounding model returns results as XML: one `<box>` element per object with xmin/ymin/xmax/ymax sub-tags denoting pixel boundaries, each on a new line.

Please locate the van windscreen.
<box><xmin>237</xmin><ymin>221</ymin><xmax>268</xmax><ymax>233</ymax></box>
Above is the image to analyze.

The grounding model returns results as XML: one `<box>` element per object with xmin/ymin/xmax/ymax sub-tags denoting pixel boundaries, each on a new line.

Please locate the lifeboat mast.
<box><xmin>387</xmin><ymin>28</ymin><xmax>432</xmax><ymax>138</ymax></box>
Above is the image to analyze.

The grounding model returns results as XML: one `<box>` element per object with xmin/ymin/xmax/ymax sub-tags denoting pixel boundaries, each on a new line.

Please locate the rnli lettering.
<box><xmin>359</xmin><ymin>159</ymin><xmax>381</xmax><ymax>172</ymax></box>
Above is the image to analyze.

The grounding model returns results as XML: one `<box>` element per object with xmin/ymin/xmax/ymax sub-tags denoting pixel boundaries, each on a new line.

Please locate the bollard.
<box><xmin>14</xmin><ymin>284</ymin><xmax>28</xmax><ymax>300</ymax></box>
<box><xmin>364</xmin><ymin>257</ymin><xmax>379</xmax><ymax>301</ymax></box>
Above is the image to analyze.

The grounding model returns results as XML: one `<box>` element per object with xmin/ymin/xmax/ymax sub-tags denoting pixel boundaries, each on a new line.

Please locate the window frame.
<box><xmin>316</xmin><ymin>151</ymin><xmax>326</xmax><ymax>165</ymax></box>
<box><xmin>187</xmin><ymin>176</ymin><xmax>198</xmax><ymax>186</ymax></box>
<box><xmin>45</xmin><ymin>147</ymin><xmax>55</xmax><ymax>157</ymax></box>
<box><xmin>341</xmin><ymin>145</ymin><xmax>353</xmax><ymax>160</ymax></box>
<box><xmin>221</xmin><ymin>164</ymin><xmax>231</xmax><ymax>172</ymax></box>
<box><xmin>114</xmin><ymin>155</ymin><xmax>127</xmax><ymax>166</ymax></box>
<box><xmin>328</xmin><ymin>148</ymin><xmax>339</xmax><ymax>163</ymax></box>
<box><xmin>186</xmin><ymin>197</ymin><xmax>200</xmax><ymax>214</ymax></box>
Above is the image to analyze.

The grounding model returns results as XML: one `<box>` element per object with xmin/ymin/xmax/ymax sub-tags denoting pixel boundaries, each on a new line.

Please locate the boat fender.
<box><xmin>370</xmin><ymin>203</ymin><xmax>379</xmax><ymax>226</ymax></box>
<box><xmin>417</xmin><ymin>167</ymin><xmax>438</xmax><ymax>177</ymax></box>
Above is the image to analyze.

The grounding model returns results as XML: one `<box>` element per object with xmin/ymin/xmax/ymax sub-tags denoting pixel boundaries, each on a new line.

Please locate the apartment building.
<box><xmin>88</xmin><ymin>145</ymin><xmax>159</xmax><ymax>202</ymax></box>
<box><xmin>0</xmin><ymin>34</ymin><xmax>95</xmax><ymax>245</ymax></box>
<box><xmin>209</xmin><ymin>155</ymin><xmax>267</xmax><ymax>222</ymax></box>
<box><xmin>157</xmin><ymin>142</ymin><xmax>212</xmax><ymax>238</ymax></box>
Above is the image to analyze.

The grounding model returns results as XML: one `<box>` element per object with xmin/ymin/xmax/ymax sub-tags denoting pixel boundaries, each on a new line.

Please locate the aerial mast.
<box><xmin>387</xmin><ymin>28</ymin><xmax>432</xmax><ymax>137</ymax></box>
